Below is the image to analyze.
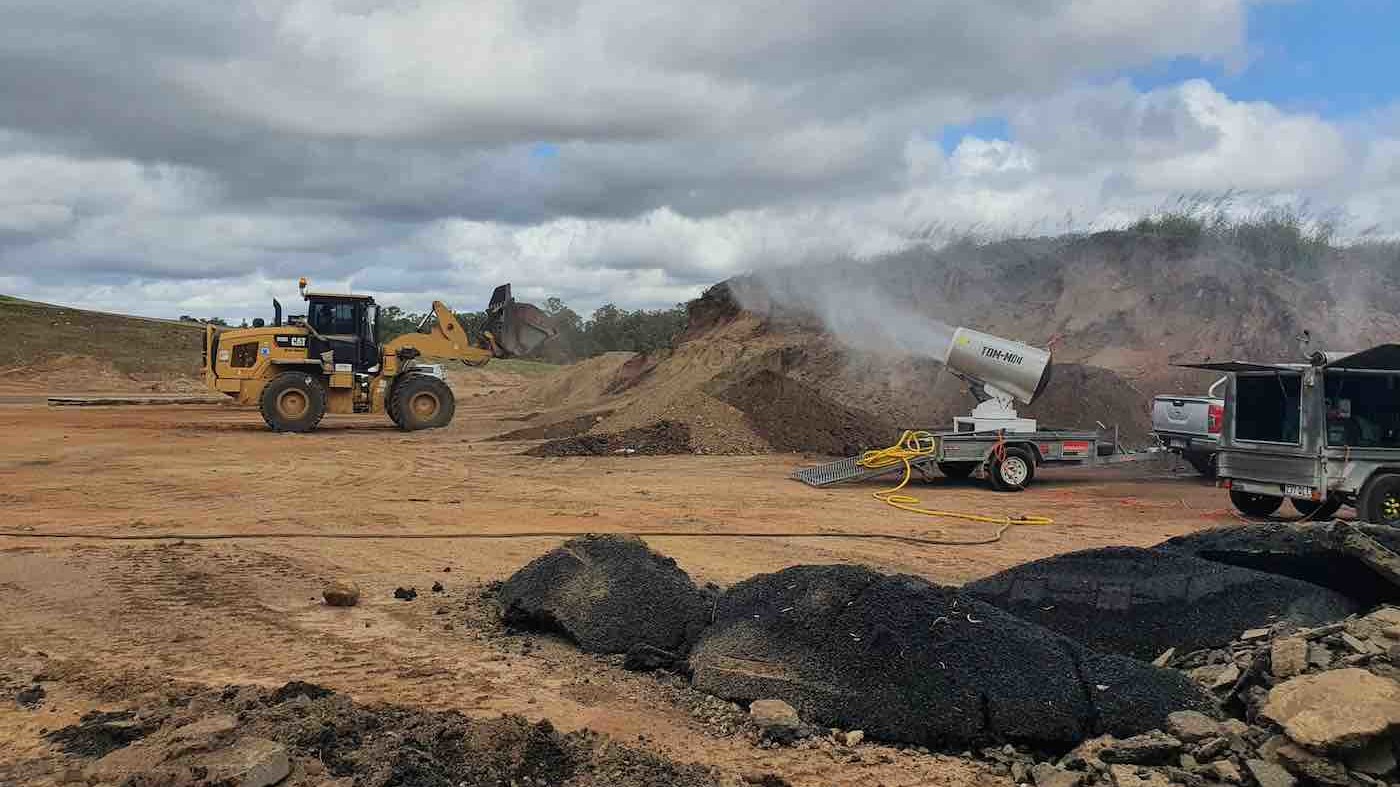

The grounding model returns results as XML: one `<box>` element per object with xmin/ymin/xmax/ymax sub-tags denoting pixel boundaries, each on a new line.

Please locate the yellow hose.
<box><xmin>857</xmin><ymin>430</ymin><xmax>1056</xmax><ymax>527</ymax></box>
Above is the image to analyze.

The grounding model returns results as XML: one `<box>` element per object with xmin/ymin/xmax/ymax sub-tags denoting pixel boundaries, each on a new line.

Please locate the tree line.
<box><xmin>378</xmin><ymin>297</ymin><xmax>688</xmax><ymax>364</ymax></box>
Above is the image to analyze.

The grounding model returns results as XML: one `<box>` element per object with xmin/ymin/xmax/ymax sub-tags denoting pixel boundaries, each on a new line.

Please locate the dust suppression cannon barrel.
<box><xmin>943</xmin><ymin>327</ymin><xmax>1053</xmax><ymax>405</ymax></box>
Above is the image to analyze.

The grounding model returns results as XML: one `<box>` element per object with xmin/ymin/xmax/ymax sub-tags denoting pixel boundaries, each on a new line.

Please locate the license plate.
<box><xmin>1283</xmin><ymin>484</ymin><xmax>1314</xmax><ymax>498</ymax></box>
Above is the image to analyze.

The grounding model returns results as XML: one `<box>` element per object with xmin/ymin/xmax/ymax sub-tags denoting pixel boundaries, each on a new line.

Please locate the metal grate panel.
<box><xmin>792</xmin><ymin>456</ymin><xmax>903</xmax><ymax>487</ymax></box>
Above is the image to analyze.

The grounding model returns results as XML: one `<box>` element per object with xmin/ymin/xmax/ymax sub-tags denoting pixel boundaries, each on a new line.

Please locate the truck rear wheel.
<box><xmin>1292</xmin><ymin>496</ymin><xmax>1343</xmax><ymax>520</ymax></box>
<box><xmin>1229</xmin><ymin>489</ymin><xmax>1283</xmax><ymax>518</ymax></box>
<box><xmin>260</xmin><ymin>371</ymin><xmax>327</xmax><ymax>433</ymax></box>
<box><xmin>393</xmin><ymin>375</ymin><xmax>455</xmax><ymax>431</ymax></box>
<box><xmin>990</xmin><ymin>447</ymin><xmax>1035</xmax><ymax>492</ymax></box>
<box><xmin>938</xmin><ymin>462</ymin><xmax>977</xmax><ymax>480</ymax></box>
<box><xmin>1360</xmin><ymin>473</ymin><xmax>1400</xmax><ymax>527</ymax></box>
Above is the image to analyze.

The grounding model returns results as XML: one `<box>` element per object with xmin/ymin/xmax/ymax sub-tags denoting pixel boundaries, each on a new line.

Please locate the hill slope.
<box><xmin>0</xmin><ymin>295</ymin><xmax>205</xmax><ymax>389</ymax></box>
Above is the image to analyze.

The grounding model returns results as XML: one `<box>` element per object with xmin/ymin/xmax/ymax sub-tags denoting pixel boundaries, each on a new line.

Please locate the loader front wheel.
<box><xmin>260</xmin><ymin>371</ymin><xmax>327</xmax><ymax>433</ymax></box>
<box><xmin>393</xmin><ymin>375</ymin><xmax>455</xmax><ymax>431</ymax></box>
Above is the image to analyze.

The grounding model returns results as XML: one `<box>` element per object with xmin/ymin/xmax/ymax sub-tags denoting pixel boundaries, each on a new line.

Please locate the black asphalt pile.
<box><xmin>525</xmin><ymin>420</ymin><xmax>693</xmax><ymax>456</ymax></box>
<box><xmin>497</xmin><ymin>534</ymin><xmax>712</xmax><ymax>655</ymax></box>
<box><xmin>1160</xmin><ymin>520</ymin><xmax>1400</xmax><ymax>606</ymax></box>
<box><xmin>964</xmin><ymin>546</ymin><xmax>1357</xmax><ymax>660</ymax></box>
<box><xmin>492</xmin><ymin>411</ymin><xmax>611</xmax><ymax>441</ymax></box>
<box><xmin>688</xmin><ymin>564</ymin><xmax>1215</xmax><ymax>749</ymax></box>
<box><xmin>41</xmin><ymin>682</ymin><xmax>719</xmax><ymax>787</ymax></box>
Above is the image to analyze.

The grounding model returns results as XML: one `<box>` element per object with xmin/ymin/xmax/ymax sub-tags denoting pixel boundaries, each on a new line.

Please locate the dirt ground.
<box><xmin>0</xmin><ymin>368</ymin><xmax>1257</xmax><ymax>787</ymax></box>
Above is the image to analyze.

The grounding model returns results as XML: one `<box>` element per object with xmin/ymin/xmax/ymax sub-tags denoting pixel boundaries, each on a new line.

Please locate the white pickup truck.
<box><xmin>1151</xmin><ymin>377</ymin><xmax>1225</xmax><ymax>477</ymax></box>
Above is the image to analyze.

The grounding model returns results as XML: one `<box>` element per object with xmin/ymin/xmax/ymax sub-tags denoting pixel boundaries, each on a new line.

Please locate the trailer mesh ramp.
<box><xmin>793</xmin><ymin>456</ymin><xmax>906</xmax><ymax>487</ymax></box>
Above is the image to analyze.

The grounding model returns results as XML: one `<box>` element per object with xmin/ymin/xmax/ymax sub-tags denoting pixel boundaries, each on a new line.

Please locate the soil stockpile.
<box><xmin>525</xmin><ymin>421</ymin><xmax>693</xmax><ymax>456</ymax></box>
<box><xmin>497</xmin><ymin>535</ymin><xmax>711</xmax><ymax>655</ymax></box>
<box><xmin>965</xmin><ymin>546</ymin><xmax>1358</xmax><ymax>660</ymax></box>
<box><xmin>41</xmin><ymin>682</ymin><xmax>718</xmax><ymax>787</ymax></box>
<box><xmin>687</xmin><ymin>564</ymin><xmax>1215</xmax><ymax>749</ymax></box>
<box><xmin>1159</xmin><ymin>521</ymin><xmax>1400</xmax><ymax>606</ymax></box>
<box><xmin>493</xmin><ymin>412</ymin><xmax>609</xmax><ymax>441</ymax></box>
<box><xmin>712</xmin><ymin>369</ymin><xmax>898</xmax><ymax>456</ymax></box>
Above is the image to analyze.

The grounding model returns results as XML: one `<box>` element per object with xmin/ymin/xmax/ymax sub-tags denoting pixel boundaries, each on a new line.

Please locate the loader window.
<box><xmin>1324</xmin><ymin>371</ymin><xmax>1400</xmax><ymax>448</ymax></box>
<box><xmin>307</xmin><ymin>302</ymin><xmax>358</xmax><ymax>336</ymax></box>
<box><xmin>1234</xmin><ymin>372</ymin><xmax>1302</xmax><ymax>444</ymax></box>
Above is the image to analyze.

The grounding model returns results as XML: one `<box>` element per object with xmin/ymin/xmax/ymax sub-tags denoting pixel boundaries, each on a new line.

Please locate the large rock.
<box><xmin>1160</xmin><ymin>521</ymin><xmax>1400</xmax><ymax>606</ymax></box>
<box><xmin>688</xmin><ymin>564</ymin><xmax>1215</xmax><ymax>749</ymax></box>
<box><xmin>498</xmin><ymin>535</ymin><xmax>711</xmax><ymax>654</ymax></box>
<box><xmin>1261</xmin><ymin>668</ymin><xmax>1400</xmax><ymax>751</ymax></box>
<box><xmin>964</xmin><ymin>547</ymin><xmax>1356</xmax><ymax>659</ymax></box>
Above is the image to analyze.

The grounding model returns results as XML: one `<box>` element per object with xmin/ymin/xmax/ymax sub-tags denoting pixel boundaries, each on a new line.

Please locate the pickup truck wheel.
<box><xmin>937</xmin><ymin>462</ymin><xmax>977</xmax><ymax>480</ymax></box>
<box><xmin>1229</xmin><ymin>489</ymin><xmax>1283</xmax><ymax>518</ymax></box>
<box><xmin>990</xmin><ymin>447</ymin><xmax>1035</xmax><ymax>492</ymax></box>
<box><xmin>1360</xmin><ymin>473</ymin><xmax>1400</xmax><ymax>527</ymax></box>
<box><xmin>1292</xmin><ymin>496</ymin><xmax>1343</xmax><ymax>520</ymax></box>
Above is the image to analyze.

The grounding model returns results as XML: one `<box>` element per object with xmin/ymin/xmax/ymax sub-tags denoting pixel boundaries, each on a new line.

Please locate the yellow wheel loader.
<box><xmin>204</xmin><ymin>279</ymin><xmax>556</xmax><ymax>432</ymax></box>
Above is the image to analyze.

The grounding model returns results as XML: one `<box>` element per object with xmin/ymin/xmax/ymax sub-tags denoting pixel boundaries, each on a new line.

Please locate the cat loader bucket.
<box><xmin>482</xmin><ymin>284</ymin><xmax>558</xmax><ymax>358</ymax></box>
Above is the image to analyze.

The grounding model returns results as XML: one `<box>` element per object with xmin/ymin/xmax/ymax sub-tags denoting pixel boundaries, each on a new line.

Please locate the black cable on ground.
<box><xmin>0</xmin><ymin>528</ymin><xmax>1009</xmax><ymax>546</ymax></box>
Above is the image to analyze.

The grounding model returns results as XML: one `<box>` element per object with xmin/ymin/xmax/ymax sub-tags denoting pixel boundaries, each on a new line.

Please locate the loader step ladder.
<box><xmin>792</xmin><ymin>456</ymin><xmax>925</xmax><ymax>488</ymax></box>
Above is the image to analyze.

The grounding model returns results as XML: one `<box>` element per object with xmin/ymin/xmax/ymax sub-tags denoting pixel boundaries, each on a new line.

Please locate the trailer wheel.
<box><xmin>1360</xmin><ymin>473</ymin><xmax>1400</xmax><ymax>527</ymax></box>
<box><xmin>1292</xmin><ymin>496</ymin><xmax>1343</xmax><ymax>520</ymax></box>
<box><xmin>1229</xmin><ymin>489</ymin><xmax>1283</xmax><ymax>518</ymax></box>
<box><xmin>938</xmin><ymin>462</ymin><xmax>977</xmax><ymax>480</ymax></box>
<box><xmin>990</xmin><ymin>447</ymin><xmax>1036</xmax><ymax>492</ymax></box>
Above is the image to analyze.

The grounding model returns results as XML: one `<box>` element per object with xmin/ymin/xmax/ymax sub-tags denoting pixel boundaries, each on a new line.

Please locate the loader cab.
<box><xmin>303</xmin><ymin>293</ymin><xmax>381</xmax><ymax>371</ymax></box>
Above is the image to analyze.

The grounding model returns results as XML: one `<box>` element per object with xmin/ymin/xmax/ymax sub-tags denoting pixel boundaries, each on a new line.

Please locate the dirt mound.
<box><xmin>965</xmin><ymin>546</ymin><xmax>1358</xmax><ymax>660</ymax></box>
<box><xmin>525</xmin><ymin>420</ymin><xmax>693</xmax><ymax>456</ymax></box>
<box><xmin>0</xmin><ymin>295</ymin><xmax>205</xmax><ymax>381</ymax></box>
<box><xmin>712</xmin><ymin>368</ymin><xmax>898</xmax><ymax>456</ymax></box>
<box><xmin>688</xmin><ymin>564</ymin><xmax>1215</xmax><ymax>749</ymax></box>
<box><xmin>492</xmin><ymin>411</ymin><xmax>611</xmax><ymax>441</ymax></box>
<box><xmin>497</xmin><ymin>535</ymin><xmax>712</xmax><ymax>655</ymax></box>
<box><xmin>525</xmin><ymin>352</ymin><xmax>638</xmax><ymax>410</ymax></box>
<box><xmin>1160</xmin><ymin>521</ymin><xmax>1400</xmax><ymax>607</ymax></box>
<box><xmin>43</xmin><ymin>682</ymin><xmax>718</xmax><ymax>787</ymax></box>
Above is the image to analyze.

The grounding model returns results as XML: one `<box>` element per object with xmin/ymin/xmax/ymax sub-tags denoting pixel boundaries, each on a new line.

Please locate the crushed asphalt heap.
<box><xmin>966</xmin><ymin>546</ymin><xmax>1358</xmax><ymax>660</ymax></box>
<box><xmin>37</xmin><ymin>681</ymin><xmax>719</xmax><ymax>787</ymax></box>
<box><xmin>688</xmin><ymin>563</ymin><xmax>1215</xmax><ymax>748</ymax></box>
<box><xmin>494</xmin><ymin>524</ymin><xmax>1400</xmax><ymax>787</ymax></box>
<box><xmin>497</xmin><ymin>534</ymin><xmax>713</xmax><ymax>656</ymax></box>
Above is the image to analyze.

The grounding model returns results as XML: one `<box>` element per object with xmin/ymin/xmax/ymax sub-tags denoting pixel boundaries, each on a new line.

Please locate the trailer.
<box><xmin>794</xmin><ymin>427</ymin><xmax>1104</xmax><ymax>491</ymax></box>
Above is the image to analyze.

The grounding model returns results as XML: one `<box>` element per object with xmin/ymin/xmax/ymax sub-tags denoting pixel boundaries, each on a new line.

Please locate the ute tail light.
<box><xmin>1207</xmin><ymin>403</ymin><xmax>1224</xmax><ymax>434</ymax></box>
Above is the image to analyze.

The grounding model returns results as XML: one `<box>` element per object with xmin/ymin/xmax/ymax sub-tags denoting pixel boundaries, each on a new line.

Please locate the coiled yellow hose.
<box><xmin>857</xmin><ymin>430</ymin><xmax>1056</xmax><ymax>527</ymax></box>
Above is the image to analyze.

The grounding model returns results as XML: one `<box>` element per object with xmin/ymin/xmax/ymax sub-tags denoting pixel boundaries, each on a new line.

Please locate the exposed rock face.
<box><xmin>498</xmin><ymin>535</ymin><xmax>712</xmax><ymax>654</ymax></box>
<box><xmin>1261</xmin><ymin>668</ymin><xmax>1400</xmax><ymax>751</ymax></box>
<box><xmin>964</xmin><ymin>546</ymin><xmax>1357</xmax><ymax>659</ymax></box>
<box><xmin>688</xmin><ymin>564</ymin><xmax>1214</xmax><ymax>748</ymax></box>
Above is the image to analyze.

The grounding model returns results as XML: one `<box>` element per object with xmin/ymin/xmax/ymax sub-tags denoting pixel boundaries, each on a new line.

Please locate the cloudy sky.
<box><xmin>1</xmin><ymin>0</ymin><xmax>1397</xmax><ymax>320</ymax></box>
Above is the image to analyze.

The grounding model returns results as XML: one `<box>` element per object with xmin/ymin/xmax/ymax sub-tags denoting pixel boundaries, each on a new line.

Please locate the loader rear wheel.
<box><xmin>393</xmin><ymin>375</ymin><xmax>455</xmax><ymax>431</ymax></box>
<box><xmin>260</xmin><ymin>371</ymin><xmax>327</xmax><ymax>433</ymax></box>
<box><xmin>990</xmin><ymin>447</ymin><xmax>1035</xmax><ymax>492</ymax></box>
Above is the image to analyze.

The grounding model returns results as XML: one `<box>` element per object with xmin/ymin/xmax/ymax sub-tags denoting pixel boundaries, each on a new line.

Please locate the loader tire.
<box><xmin>386</xmin><ymin>380</ymin><xmax>405</xmax><ymax>428</ymax></box>
<box><xmin>393</xmin><ymin>375</ymin><xmax>455</xmax><ymax>431</ymax></box>
<box><xmin>260</xmin><ymin>371</ymin><xmax>327</xmax><ymax>433</ymax></box>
